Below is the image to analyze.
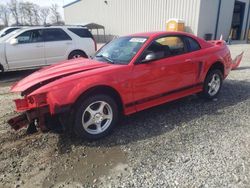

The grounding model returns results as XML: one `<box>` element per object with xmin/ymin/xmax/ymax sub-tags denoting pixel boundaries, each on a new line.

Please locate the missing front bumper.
<box><xmin>7</xmin><ymin>106</ymin><xmax>50</xmax><ymax>132</ymax></box>
<box><xmin>8</xmin><ymin>113</ymin><xmax>28</xmax><ymax>131</ymax></box>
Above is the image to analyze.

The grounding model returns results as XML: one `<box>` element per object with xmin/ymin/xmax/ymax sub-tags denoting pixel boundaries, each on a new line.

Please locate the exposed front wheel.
<box><xmin>199</xmin><ymin>69</ymin><xmax>223</xmax><ymax>99</ymax></box>
<box><xmin>73</xmin><ymin>94</ymin><xmax>118</xmax><ymax>140</ymax></box>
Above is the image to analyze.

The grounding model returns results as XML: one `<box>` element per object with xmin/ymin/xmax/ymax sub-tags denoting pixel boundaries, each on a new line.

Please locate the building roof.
<box><xmin>82</xmin><ymin>23</ymin><xmax>105</xmax><ymax>30</ymax></box>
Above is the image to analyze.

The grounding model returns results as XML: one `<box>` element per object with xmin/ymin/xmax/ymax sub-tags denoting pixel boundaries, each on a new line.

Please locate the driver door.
<box><xmin>5</xmin><ymin>29</ymin><xmax>45</xmax><ymax>69</ymax></box>
<box><xmin>132</xmin><ymin>36</ymin><xmax>199</xmax><ymax>111</ymax></box>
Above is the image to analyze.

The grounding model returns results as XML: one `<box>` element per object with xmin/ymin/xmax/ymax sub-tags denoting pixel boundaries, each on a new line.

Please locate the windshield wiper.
<box><xmin>95</xmin><ymin>55</ymin><xmax>114</xmax><ymax>64</ymax></box>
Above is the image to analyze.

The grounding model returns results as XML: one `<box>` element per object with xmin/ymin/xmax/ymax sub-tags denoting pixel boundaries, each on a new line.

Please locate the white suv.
<box><xmin>0</xmin><ymin>26</ymin><xmax>96</xmax><ymax>72</ymax></box>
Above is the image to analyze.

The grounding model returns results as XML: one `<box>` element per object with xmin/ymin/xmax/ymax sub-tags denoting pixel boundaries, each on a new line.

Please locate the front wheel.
<box><xmin>199</xmin><ymin>69</ymin><xmax>223</xmax><ymax>99</ymax></box>
<box><xmin>73</xmin><ymin>94</ymin><xmax>119</xmax><ymax>140</ymax></box>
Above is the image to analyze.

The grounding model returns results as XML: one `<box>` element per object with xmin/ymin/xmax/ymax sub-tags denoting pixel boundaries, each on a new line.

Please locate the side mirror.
<box><xmin>141</xmin><ymin>52</ymin><xmax>157</xmax><ymax>63</ymax></box>
<box><xmin>10</xmin><ymin>38</ymin><xmax>18</xmax><ymax>45</ymax></box>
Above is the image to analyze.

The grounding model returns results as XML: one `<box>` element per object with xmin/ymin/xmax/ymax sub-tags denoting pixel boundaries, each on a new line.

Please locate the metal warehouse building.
<box><xmin>64</xmin><ymin>0</ymin><xmax>250</xmax><ymax>41</ymax></box>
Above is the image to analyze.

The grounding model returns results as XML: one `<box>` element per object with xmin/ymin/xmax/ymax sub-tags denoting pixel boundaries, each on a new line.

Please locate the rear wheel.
<box><xmin>199</xmin><ymin>69</ymin><xmax>223</xmax><ymax>99</ymax></box>
<box><xmin>68</xmin><ymin>51</ymin><xmax>87</xmax><ymax>59</ymax></box>
<box><xmin>73</xmin><ymin>94</ymin><xmax>118</xmax><ymax>140</ymax></box>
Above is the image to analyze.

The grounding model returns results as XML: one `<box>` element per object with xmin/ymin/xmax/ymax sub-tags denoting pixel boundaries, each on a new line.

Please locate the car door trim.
<box><xmin>125</xmin><ymin>82</ymin><xmax>203</xmax><ymax>108</ymax></box>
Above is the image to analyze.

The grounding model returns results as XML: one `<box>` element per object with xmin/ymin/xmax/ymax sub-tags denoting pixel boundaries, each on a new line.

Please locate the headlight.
<box><xmin>14</xmin><ymin>93</ymin><xmax>48</xmax><ymax>111</ymax></box>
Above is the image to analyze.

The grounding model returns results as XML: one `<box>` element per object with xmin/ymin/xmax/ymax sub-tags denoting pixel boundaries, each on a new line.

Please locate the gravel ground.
<box><xmin>0</xmin><ymin>44</ymin><xmax>249</xmax><ymax>188</ymax></box>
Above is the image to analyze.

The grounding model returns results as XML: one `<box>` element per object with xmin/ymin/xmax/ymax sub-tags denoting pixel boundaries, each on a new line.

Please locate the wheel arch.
<box><xmin>73</xmin><ymin>85</ymin><xmax>124</xmax><ymax>114</ymax></box>
<box><xmin>207</xmin><ymin>61</ymin><xmax>225</xmax><ymax>77</ymax></box>
<box><xmin>68</xmin><ymin>49</ymin><xmax>88</xmax><ymax>59</ymax></box>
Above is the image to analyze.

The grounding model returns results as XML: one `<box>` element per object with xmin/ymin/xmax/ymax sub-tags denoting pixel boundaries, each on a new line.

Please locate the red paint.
<box><xmin>231</xmin><ymin>52</ymin><xmax>244</xmax><ymax>70</ymax></box>
<box><xmin>10</xmin><ymin>32</ymin><xmax>242</xmax><ymax>130</ymax></box>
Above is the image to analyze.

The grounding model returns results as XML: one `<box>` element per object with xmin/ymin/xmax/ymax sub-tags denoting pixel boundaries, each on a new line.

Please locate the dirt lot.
<box><xmin>0</xmin><ymin>44</ymin><xmax>250</xmax><ymax>188</ymax></box>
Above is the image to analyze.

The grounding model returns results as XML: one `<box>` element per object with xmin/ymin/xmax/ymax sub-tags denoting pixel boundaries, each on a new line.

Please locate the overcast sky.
<box><xmin>2</xmin><ymin>0</ymin><xmax>74</xmax><ymax>19</ymax></box>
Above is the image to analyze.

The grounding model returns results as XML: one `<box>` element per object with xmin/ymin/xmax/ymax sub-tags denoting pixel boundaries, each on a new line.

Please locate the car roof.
<box><xmin>128</xmin><ymin>31</ymin><xmax>198</xmax><ymax>38</ymax></box>
<box><xmin>19</xmin><ymin>25</ymin><xmax>88</xmax><ymax>31</ymax></box>
<box><xmin>3</xmin><ymin>26</ymin><xmax>22</xmax><ymax>29</ymax></box>
<box><xmin>127</xmin><ymin>31</ymin><xmax>212</xmax><ymax>49</ymax></box>
<box><xmin>0</xmin><ymin>26</ymin><xmax>21</xmax><ymax>33</ymax></box>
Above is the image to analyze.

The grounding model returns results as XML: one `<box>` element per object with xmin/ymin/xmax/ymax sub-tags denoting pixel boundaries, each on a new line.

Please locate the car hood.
<box><xmin>11</xmin><ymin>58</ymin><xmax>111</xmax><ymax>94</ymax></box>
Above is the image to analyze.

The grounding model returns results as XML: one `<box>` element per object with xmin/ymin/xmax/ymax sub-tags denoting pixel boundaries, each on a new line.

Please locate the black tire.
<box><xmin>199</xmin><ymin>69</ymin><xmax>223</xmax><ymax>99</ymax></box>
<box><xmin>73</xmin><ymin>94</ymin><xmax>119</xmax><ymax>140</ymax></box>
<box><xmin>26</xmin><ymin>122</ymin><xmax>38</xmax><ymax>134</ymax></box>
<box><xmin>68</xmin><ymin>51</ymin><xmax>87</xmax><ymax>59</ymax></box>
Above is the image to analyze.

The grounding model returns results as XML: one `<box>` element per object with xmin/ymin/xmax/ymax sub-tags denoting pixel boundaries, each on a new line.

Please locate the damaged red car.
<box><xmin>8</xmin><ymin>31</ymin><xmax>243</xmax><ymax>140</ymax></box>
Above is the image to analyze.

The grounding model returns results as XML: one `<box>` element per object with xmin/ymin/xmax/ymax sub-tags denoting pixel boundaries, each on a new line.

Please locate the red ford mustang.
<box><xmin>8</xmin><ymin>31</ymin><xmax>243</xmax><ymax>140</ymax></box>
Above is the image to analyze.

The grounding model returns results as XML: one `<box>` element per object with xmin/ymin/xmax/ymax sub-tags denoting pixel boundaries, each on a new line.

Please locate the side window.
<box><xmin>44</xmin><ymin>28</ymin><xmax>71</xmax><ymax>42</ymax></box>
<box><xmin>156</xmin><ymin>36</ymin><xmax>186</xmax><ymax>56</ymax></box>
<box><xmin>185</xmin><ymin>37</ymin><xmax>201</xmax><ymax>52</ymax></box>
<box><xmin>68</xmin><ymin>28</ymin><xmax>93</xmax><ymax>39</ymax></box>
<box><xmin>141</xmin><ymin>36</ymin><xmax>186</xmax><ymax>60</ymax></box>
<box><xmin>16</xmin><ymin>29</ymin><xmax>43</xmax><ymax>44</ymax></box>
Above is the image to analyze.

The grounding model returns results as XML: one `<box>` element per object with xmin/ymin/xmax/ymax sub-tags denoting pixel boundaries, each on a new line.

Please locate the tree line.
<box><xmin>0</xmin><ymin>0</ymin><xmax>64</xmax><ymax>27</ymax></box>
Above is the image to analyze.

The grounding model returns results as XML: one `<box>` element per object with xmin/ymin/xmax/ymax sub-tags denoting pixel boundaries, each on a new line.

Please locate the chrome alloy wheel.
<box><xmin>81</xmin><ymin>101</ymin><xmax>113</xmax><ymax>135</ymax></box>
<box><xmin>208</xmin><ymin>73</ymin><xmax>221</xmax><ymax>96</ymax></box>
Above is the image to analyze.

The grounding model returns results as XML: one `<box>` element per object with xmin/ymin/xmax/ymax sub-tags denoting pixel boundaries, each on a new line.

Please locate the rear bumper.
<box><xmin>231</xmin><ymin>52</ymin><xmax>243</xmax><ymax>70</ymax></box>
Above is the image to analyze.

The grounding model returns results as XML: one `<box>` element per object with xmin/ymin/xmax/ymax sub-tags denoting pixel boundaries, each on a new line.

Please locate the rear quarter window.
<box><xmin>68</xmin><ymin>28</ymin><xmax>93</xmax><ymax>39</ymax></box>
<box><xmin>43</xmin><ymin>28</ymin><xmax>71</xmax><ymax>42</ymax></box>
<box><xmin>185</xmin><ymin>37</ymin><xmax>201</xmax><ymax>52</ymax></box>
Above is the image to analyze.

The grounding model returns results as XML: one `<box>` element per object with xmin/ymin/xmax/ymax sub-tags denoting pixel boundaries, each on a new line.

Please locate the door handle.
<box><xmin>66</xmin><ymin>42</ymin><xmax>73</xmax><ymax>45</ymax></box>
<box><xmin>185</xmin><ymin>59</ymin><xmax>192</xmax><ymax>63</ymax></box>
<box><xmin>36</xmin><ymin>45</ymin><xmax>43</xmax><ymax>48</ymax></box>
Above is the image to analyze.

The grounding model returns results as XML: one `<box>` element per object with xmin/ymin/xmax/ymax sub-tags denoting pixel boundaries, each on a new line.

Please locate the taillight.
<box><xmin>33</xmin><ymin>93</ymin><xmax>48</xmax><ymax>106</ymax></box>
<box><xmin>14</xmin><ymin>98</ymin><xmax>29</xmax><ymax>111</ymax></box>
<box><xmin>27</xmin><ymin>96</ymin><xmax>34</xmax><ymax>104</ymax></box>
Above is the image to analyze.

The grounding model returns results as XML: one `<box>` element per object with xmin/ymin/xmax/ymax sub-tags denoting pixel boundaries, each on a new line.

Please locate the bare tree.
<box><xmin>40</xmin><ymin>7</ymin><xmax>50</xmax><ymax>25</ymax></box>
<box><xmin>0</xmin><ymin>4</ymin><xmax>10</xmax><ymax>26</ymax></box>
<box><xmin>8</xmin><ymin>0</ymin><xmax>19</xmax><ymax>25</ymax></box>
<box><xmin>20</xmin><ymin>2</ymin><xmax>34</xmax><ymax>25</ymax></box>
<box><xmin>32</xmin><ymin>4</ymin><xmax>41</xmax><ymax>25</ymax></box>
<box><xmin>18</xmin><ymin>2</ymin><xmax>41</xmax><ymax>25</ymax></box>
<box><xmin>5</xmin><ymin>1</ymin><xmax>63</xmax><ymax>26</ymax></box>
<box><xmin>19</xmin><ymin>2</ymin><xmax>28</xmax><ymax>25</ymax></box>
<box><xmin>50</xmin><ymin>4</ymin><xmax>61</xmax><ymax>25</ymax></box>
<box><xmin>18</xmin><ymin>2</ymin><xmax>25</xmax><ymax>25</ymax></box>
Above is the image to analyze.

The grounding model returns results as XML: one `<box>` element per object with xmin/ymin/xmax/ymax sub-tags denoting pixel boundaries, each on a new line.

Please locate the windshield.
<box><xmin>0</xmin><ymin>28</ymin><xmax>7</xmax><ymax>36</ymax></box>
<box><xmin>93</xmin><ymin>36</ymin><xmax>147</xmax><ymax>64</ymax></box>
